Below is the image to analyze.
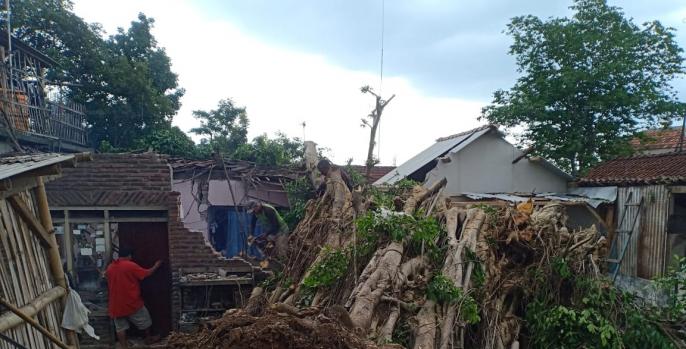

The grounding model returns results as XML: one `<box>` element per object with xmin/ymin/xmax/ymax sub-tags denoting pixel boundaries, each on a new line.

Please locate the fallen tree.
<box><xmin>169</xmin><ymin>154</ymin><xmax>676</xmax><ymax>349</ymax></box>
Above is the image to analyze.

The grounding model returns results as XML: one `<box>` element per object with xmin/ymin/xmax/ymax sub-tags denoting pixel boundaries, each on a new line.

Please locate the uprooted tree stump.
<box><xmin>169</xmin><ymin>148</ymin><xmax>622</xmax><ymax>349</ymax></box>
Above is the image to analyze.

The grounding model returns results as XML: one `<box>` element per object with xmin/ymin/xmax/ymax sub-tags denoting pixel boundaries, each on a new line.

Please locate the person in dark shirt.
<box><xmin>247</xmin><ymin>201</ymin><xmax>289</xmax><ymax>259</ymax></box>
<box><xmin>316</xmin><ymin>160</ymin><xmax>353</xmax><ymax>220</ymax></box>
<box><xmin>315</xmin><ymin>160</ymin><xmax>353</xmax><ymax>195</ymax></box>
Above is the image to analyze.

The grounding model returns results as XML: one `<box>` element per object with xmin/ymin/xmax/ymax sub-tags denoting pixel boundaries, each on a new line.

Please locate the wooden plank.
<box><xmin>7</xmin><ymin>195</ymin><xmax>51</xmax><ymax>248</ymax></box>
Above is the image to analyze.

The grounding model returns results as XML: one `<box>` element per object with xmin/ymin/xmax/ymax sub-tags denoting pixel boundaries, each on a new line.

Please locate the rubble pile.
<box><xmin>168</xmin><ymin>306</ymin><xmax>396</xmax><ymax>349</ymax></box>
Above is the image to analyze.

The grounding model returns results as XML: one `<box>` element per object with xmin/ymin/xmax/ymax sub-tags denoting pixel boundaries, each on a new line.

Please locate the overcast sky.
<box><xmin>72</xmin><ymin>0</ymin><xmax>686</xmax><ymax>165</ymax></box>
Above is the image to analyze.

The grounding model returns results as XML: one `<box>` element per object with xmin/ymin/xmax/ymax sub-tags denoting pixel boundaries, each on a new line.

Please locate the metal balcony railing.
<box><xmin>0</xmin><ymin>67</ymin><xmax>88</xmax><ymax>147</ymax></box>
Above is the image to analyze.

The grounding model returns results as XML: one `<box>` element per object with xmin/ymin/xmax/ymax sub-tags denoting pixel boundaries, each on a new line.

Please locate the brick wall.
<box><xmin>47</xmin><ymin>153</ymin><xmax>171</xmax><ymax>194</ymax></box>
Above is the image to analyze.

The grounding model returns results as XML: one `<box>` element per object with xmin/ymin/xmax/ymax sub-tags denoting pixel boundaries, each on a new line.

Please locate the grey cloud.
<box><xmin>199</xmin><ymin>0</ymin><xmax>686</xmax><ymax>101</ymax></box>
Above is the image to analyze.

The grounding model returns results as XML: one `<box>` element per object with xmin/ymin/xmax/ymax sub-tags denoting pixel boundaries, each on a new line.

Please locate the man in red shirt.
<box><xmin>105</xmin><ymin>247</ymin><xmax>161</xmax><ymax>348</ymax></box>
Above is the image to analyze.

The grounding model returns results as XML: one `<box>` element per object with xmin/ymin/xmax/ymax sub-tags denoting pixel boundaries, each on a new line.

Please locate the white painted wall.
<box><xmin>424</xmin><ymin>132</ymin><xmax>569</xmax><ymax>195</ymax></box>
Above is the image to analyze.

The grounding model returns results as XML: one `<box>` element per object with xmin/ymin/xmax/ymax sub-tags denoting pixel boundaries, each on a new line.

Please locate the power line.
<box><xmin>377</xmin><ymin>0</ymin><xmax>385</xmax><ymax>162</ymax></box>
<box><xmin>379</xmin><ymin>0</ymin><xmax>385</xmax><ymax>93</ymax></box>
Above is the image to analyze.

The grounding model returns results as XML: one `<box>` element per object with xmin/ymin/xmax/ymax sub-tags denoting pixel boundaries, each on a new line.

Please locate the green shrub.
<box><xmin>302</xmin><ymin>247</ymin><xmax>349</xmax><ymax>289</ymax></box>
<box><xmin>427</xmin><ymin>273</ymin><xmax>480</xmax><ymax>324</ymax></box>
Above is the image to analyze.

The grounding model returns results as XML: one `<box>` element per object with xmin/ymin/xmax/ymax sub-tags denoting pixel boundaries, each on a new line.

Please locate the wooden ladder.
<box><xmin>607</xmin><ymin>192</ymin><xmax>644</xmax><ymax>282</ymax></box>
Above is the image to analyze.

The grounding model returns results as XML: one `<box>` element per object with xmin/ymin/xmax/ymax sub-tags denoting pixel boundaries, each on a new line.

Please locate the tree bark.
<box><xmin>348</xmin><ymin>241</ymin><xmax>404</xmax><ymax>330</ymax></box>
<box><xmin>413</xmin><ymin>300</ymin><xmax>436</xmax><ymax>349</ymax></box>
<box><xmin>439</xmin><ymin>209</ymin><xmax>485</xmax><ymax>349</ymax></box>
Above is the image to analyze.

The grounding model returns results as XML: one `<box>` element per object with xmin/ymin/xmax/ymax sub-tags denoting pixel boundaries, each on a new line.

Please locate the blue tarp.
<box><xmin>223</xmin><ymin>209</ymin><xmax>264</xmax><ymax>260</ymax></box>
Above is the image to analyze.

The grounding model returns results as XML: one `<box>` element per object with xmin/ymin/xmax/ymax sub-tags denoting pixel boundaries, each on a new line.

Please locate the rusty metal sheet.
<box><xmin>616</xmin><ymin>185</ymin><xmax>670</xmax><ymax>279</ymax></box>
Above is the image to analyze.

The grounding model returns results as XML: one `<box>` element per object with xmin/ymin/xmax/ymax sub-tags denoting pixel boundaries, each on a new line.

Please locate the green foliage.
<box><xmin>344</xmin><ymin>160</ymin><xmax>366</xmax><ymax>188</ymax></box>
<box><xmin>7</xmin><ymin>3</ymin><xmax>184</xmax><ymax>148</ymax></box>
<box><xmin>427</xmin><ymin>273</ymin><xmax>462</xmax><ymax>303</ymax></box>
<box><xmin>259</xmin><ymin>270</ymin><xmax>290</xmax><ymax>292</ymax></box>
<box><xmin>466</xmin><ymin>248</ymin><xmax>485</xmax><ymax>288</ymax></box>
<box><xmin>655</xmin><ymin>255</ymin><xmax>686</xmax><ymax>321</ymax></box>
<box><xmin>391</xmin><ymin>318</ymin><xmax>412</xmax><ymax>347</ymax></box>
<box><xmin>552</xmin><ymin>256</ymin><xmax>572</xmax><ymax>279</ymax></box>
<box><xmin>131</xmin><ymin>125</ymin><xmax>198</xmax><ymax>158</ymax></box>
<box><xmin>355</xmin><ymin>210</ymin><xmax>416</xmax><ymax>242</ymax></box>
<box><xmin>191</xmin><ymin>98</ymin><xmax>249</xmax><ymax>155</ymax></box>
<box><xmin>408</xmin><ymin>216</ymin><xmax>445</xmax><ymax>266</ymax></box>
<box><xmin>527</xmin><ymin>302</ymin><xmax>622</xmax><ymax>349</ymax></box>
<box><xmin>297</xmin><ymin>285</ymin><xmax>315</xmax><ymax>308</ymax></box>
<box><xmin>481</xmin><ymin>0</ymin><xmax>686</xmax><ymax>174</ymax></box>
<box><xmin>352</xmin><ymin>222</ymin><xmax>380</xmax><ymax>258</ymax></box>
<box><xmin>427</xmin><ymin>273</ymin><xmax>480</xmax><ymax>324</ymax></box>
<box><xmin>234</xmin><ymin>133</ymin><xmax>304</xmax><ymax>166</ymax></box>
<box><xmin>283</xmin><ymin>177</ymin><xmax>315</xmax><ymax>230</ymax></box>
<box><xmin>526</xmin><ymin>277</ymin><xmax>674</xmax><ymax>349</ymax></box>
<box><xmin>302</xmin><ymin>247</ymin><xmax>349</xmax><ymax>289</ymax></box>
<box><xmin>370</xmin><ymin>179</ymin><xmax>419</xmax><ymax>209</ymax></box>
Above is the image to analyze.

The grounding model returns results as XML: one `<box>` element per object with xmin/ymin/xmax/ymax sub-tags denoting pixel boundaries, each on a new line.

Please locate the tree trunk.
<box><xmin>413</xmin><ymin>300</ymin><xmax>436</xmax><ymax>349</ymax></box>
<box><xmin>439</xmin><ymin>209</ymin><xmax>485</xmax><ymax>349</ymax></box>
<box><xmin>348</xmin><ymin>241</ymin><xmax>404</xmax><ymax>330</ymax></box>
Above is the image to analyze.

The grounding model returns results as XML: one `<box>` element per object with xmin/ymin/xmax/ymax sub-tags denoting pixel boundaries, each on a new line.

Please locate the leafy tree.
<box><xmin>233</xmin><ymin>133</ymin><xmax>304</xmax><ymax>166</ymax></box>
<box><xmin>481</xmin><ymin>0</ymin><xmax>686</xmax><ymax>175</ymax></box>
<box><xmin>5</xmin><ymin>1</ymin><xmax>184</xmax><ymax>149</ymax></box>
<box><xmin>191</xmin><ymin>98</ymin><xmax>248</xmax><ymax>155</ymax></box>
<box><xmin>90</xmin><ymin>14</ymin><xmax>184</xmax><ymax>148</ymax></box>
<box><xmin>131</xmin><ymin>124</ymin><xmax>197</xmax><ymax>158</ymax></box>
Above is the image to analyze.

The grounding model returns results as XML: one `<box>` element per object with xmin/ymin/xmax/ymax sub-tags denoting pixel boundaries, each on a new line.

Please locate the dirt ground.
<box><xmin>166</xmin><ymin>309</ymin><xmax>398</xmax><ymax>349</ymax></box>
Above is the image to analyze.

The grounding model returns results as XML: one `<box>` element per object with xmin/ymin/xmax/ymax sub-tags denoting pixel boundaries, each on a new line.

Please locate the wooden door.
<box><xmin>118</xmin><ymin>222</ymin><xmax>172</xmax><ymax>337</ymax></box>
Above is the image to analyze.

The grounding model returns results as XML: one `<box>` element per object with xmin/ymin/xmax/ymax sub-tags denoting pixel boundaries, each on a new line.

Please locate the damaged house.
<box><xmin>44</xmin><ymin>153</ymin><xmax>265</xmax><ymax>347</ymax></box>
<box><xmin>170</xmin><ymin>158</ymin><xmax>300</xmax><ymax>259</ymax></box>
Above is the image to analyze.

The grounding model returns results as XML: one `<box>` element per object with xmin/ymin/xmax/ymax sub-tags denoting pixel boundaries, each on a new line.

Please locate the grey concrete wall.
<box><xmin>425</xmin><ymin>132</ymin><xmax>569</xmax><ymax>196</ymax></box>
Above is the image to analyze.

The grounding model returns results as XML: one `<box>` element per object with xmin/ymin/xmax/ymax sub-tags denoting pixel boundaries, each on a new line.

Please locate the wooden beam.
<box><xmin>0</xmin><ymin>286</ymin><xmax>66</xmax><ymax>332</ymax></box>
<box><xmin>7</xmin><ymin>194</ymin><xmax>52</xmax><ymax>248</ymax></box>
<box><xmin>0</xmin><ymin>293</ymin><xmax>72</xmax><ymax>349</ymax></box>
<box><xmin>583</xmin><ymin>204</ymin><xmax>609</xmax><ymax>232</ymax></box>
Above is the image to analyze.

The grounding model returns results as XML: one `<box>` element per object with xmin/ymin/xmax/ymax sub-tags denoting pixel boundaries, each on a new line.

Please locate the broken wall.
<box><xmin>46</xmin><ymin>153</ymin><xmax>251</xmax><ymax>343</ymax></box>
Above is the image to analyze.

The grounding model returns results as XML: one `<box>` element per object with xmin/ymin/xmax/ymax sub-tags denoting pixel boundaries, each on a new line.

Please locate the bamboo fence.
<box><xmin>0</xmin><ymin>187</ymin><xmax>69</xmax><ymax>349</ymax></box>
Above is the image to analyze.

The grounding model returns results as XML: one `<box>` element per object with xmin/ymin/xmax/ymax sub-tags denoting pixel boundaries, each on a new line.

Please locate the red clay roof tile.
<box><xmin>579</xmin><ymin>152</ymin><xmax>686</xmax><ymax>186</ymax></box>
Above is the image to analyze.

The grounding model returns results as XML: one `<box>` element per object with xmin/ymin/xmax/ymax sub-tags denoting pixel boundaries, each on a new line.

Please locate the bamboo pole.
<box><xmin>7</xmin><ymin>194</ymin><xmax>52</xmax><ymax>248</ymax></box>
<box><xmin>35</xmin><ymin>177</ymin><xmax>79</xmax><ymax>347</ymax></box>
<box><xmin>34</xmin><ymin>178</ymin><xmax>65</xmax><ymax>288</ymax></box>
<box><xmin>0</xmin><ymin>295</ymin><xmax>72</xmax><ymax>349</ymax></box>
<box><xmin>0</xmin><ymin>286</ymin><xmax>65</xmax><ymax>331</ymax></box>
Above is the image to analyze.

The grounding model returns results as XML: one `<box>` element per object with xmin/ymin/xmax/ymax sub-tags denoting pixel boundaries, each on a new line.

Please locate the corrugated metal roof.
<box><xmin>0</xmin><ymin>153</ymin><xmax>75</xmax><ymax>181</ymax></box>
<box><xmin>374</xmin><ymin>125</ymin><xmax>494</xmax><ymax>185</ymax></box>
<box><xmin>460</xmin><ymin>191</ymin><xmax>613</xmax><ymax>208</ymax></box>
